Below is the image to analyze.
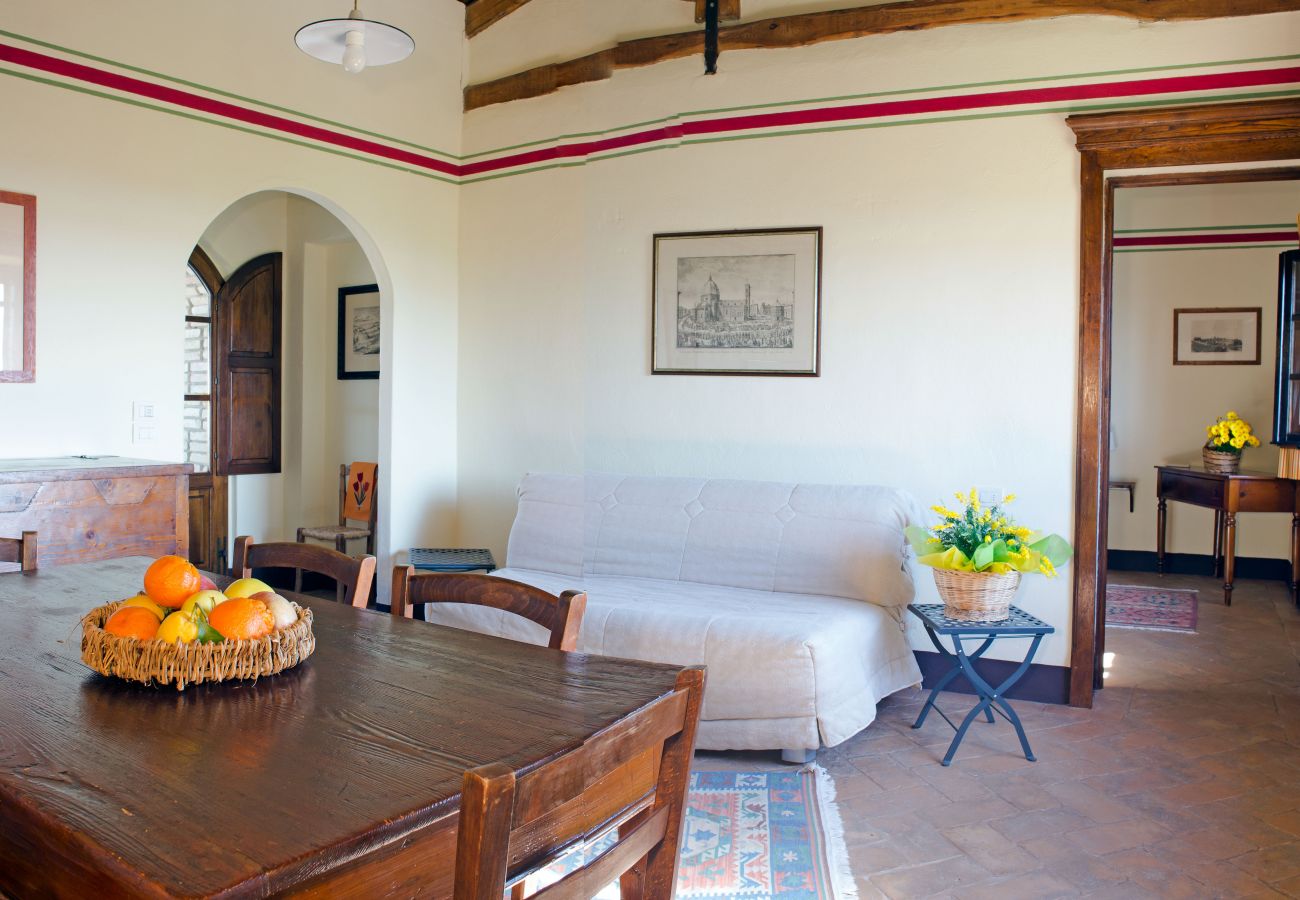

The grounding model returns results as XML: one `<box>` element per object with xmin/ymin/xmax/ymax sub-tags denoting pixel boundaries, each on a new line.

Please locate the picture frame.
<box><xmin>1172</xmin><ymin>307</ymin><xmax>1261</xmax><ymax>366</ymax></box>
<box><xmin>652</xmin><ymin>227</ymin><xmax>821</xmax><ymax>376</ymax></box>
<box><xmin>0</xmin><ymin>191</ymin><xmax>36</xmax><ymax>383</ymax></box>
<box><xmin>338</xmin><ymin>284</ymin><xmax>380</xmax><ymax>380</ymax></box>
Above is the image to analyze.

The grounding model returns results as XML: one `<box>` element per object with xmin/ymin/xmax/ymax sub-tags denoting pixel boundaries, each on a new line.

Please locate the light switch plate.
<box><xmin>133</xmin><ymin>400</ymin><xmax>157</xmax><ymax>421</ymax></box>
<box><xmin>132</xmin><ymin>423</ymin><xmax>157</xmax><ymax>444</ymax></box>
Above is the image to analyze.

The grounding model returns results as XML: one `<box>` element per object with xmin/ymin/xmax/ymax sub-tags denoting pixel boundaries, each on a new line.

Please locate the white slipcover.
<box><xmin>424</xmin><ymin>473</ymin><xmax>923</xmax><ymax>752</ymax></box>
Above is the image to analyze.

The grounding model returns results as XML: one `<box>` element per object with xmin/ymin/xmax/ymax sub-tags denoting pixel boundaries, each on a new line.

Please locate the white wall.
<box><xmin>0</xmin><ymin>0</ymin><xmax>464</xmax><ymax>587</ymax></box>
<box><xmin>459</xmin><ymin>11</ymin><xmax>1300</xmax><ymax>668</ymax></box>
<box><xmin>1109</xmin><ymin>181</ymin><xmax>1300</xmax><ymax>560</ymax></box>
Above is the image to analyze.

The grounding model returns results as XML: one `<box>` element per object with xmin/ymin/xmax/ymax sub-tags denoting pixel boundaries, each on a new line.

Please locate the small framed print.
<box><xmin>1173</xmin><ymin>307</ymin><xmax>1261</xmax><ymax>366</ymax></box>
<box><xmin>0</xmin><ymin>190</ymin><xmax>36</xmax><ymax>383</ymax></box>
<box><xmin>338</xmin><ymin>284</ymin><xmax>380</xmax><ymax>380</ymax></box>
<box><xmin>652</xmin><ymin>227</ymin><xmax>821</xmax><ymax>376</ymax></box>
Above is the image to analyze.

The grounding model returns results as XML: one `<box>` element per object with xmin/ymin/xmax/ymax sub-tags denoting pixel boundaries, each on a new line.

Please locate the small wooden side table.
<box><xmin>907</xmin><ymin>603</ymin><xmax>1054</xmax><ymax>767</ymax></box>
<box><xmin>1155</xmin><ymin>465</ymin><xmax>1299</xmax><ymax>606</ymax></box>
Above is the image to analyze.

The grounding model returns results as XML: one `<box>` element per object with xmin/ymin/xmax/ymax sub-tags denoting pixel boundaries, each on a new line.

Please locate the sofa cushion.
<box><xmin>506</xmin><ymin>472</ymin><xmax>919</xmax><ymax>607</ymax></box>
<box><xmin>417</xmin><ymin>566</ymin><xmax>922</xmax><ymax>748</ymax></box>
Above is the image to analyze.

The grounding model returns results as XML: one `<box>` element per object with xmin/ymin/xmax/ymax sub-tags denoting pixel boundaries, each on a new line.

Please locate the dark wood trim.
<box><xmin>1108</xmin><ymin>548</ymin><xmax>1292</xmax><ymax>582</ymax></box>
<box><xmin>187</xmin><ymin>245</ymin><xmax>228</xmax><ymax>573</ymax></box>
<box><xmin>1067</xmin><ymin>97</ymin><xmax>1300</xmax><ymax>708</ymax></box>
<box><xmin>465</xmin><ymin>0</ymin><xmax>1300</xmax><ymax>110</ymax></box>
<box><xmin>1171</xmin><ymin>306</ymin><xmax>1262</xmax><ymax>365</ymax></box>
<box><xmin>1106</xmin><ymin>166</ymin><xmax>1300</xmax><ymax>189</ymax></box>
<box><xmin>0</xmin><ymin>190</ymin><xmax>36</xmax><ymax>383</ymax></box>
<box><xmin>188</xmin><ymin>245</ymin><xmax>224</xmax><ymax>296</ymax></box>
<box><xmin>915</xmin><ymin>651</ymin><xmax>1069</xmax><ymax>705</ymax></box>
<box><xmin>465</xmin><ymin>0</ymin><xmax>537</xmax><ymax>37</ymax></box>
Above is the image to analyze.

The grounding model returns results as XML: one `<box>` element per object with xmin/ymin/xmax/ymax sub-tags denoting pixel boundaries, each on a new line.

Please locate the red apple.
<box><xmin>199</xmin><ymin>574</ymin><xmax>219</xmax><ymax>592</ymax></box>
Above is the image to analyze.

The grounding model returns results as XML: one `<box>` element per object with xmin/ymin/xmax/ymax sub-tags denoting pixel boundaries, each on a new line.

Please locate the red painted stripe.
<box><xmin>1114</xmin><ymin>231</ymin><xmax>1297</xmax><ymax>246</ymax></box>
<box><xmin>0</xmin><ymin>42</ymin><xmax>460</xmax><ymax>177</ymax></box>
<box><xmin>3</xmin><ymin>37</ymin><xmax>1300</xmax><ymax>180</ymax></box>
<box><xmin>460</xmin><ymin>65</ymin><xmax>1300</xmax><ymax>176</ymax></box>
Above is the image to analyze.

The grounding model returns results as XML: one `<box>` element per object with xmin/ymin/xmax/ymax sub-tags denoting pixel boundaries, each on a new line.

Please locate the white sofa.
<box><xmin>423</xmin><ymin>473</ymin><xmax>923</xmax><ymax>759</ymax></box>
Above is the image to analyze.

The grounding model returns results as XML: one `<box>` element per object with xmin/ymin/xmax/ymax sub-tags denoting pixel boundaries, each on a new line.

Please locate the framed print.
<box><xmin>652</xmin><ymin>227</ymin><xmax>821</xmax><ymax>376</ymax></box>
<box><xmin>0</xmin><ymin>191</ymin><xmax>36</xmax><ymax>383</ymax></box>
<box><xmin>338</xmin><ymin>284</ymin><xmax>380</xmax><ymax>380</ymax></box>
<box><xmin>1173</xmin><ymin>307</ymin><xmax>1260</xmax><ymax>366</ymax></box>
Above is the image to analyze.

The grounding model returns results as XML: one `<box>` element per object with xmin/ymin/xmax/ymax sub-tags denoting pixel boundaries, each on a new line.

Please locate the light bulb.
<box><xmin>342</xmin><ymin>29</ymin><xmax>366</xmax><ymax>73</ymax></box>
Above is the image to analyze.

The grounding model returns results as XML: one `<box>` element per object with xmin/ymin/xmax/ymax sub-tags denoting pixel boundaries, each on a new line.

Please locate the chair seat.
<box><xmin>300</xmin><ymin>525</ymin><xmax>372</xmax><ymax>540</ymax></box>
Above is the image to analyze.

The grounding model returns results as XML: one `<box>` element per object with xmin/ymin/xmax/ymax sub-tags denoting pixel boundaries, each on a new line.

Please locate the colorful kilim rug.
<box><xmin>535</xmin><ymin>766</ymin><xmax>855</xmax><ymax>899</ymax></box>
<box><xmin>1106</xmin><ymin>584</ymin><xmax>1198</xmax><ymax>633</ymax></box>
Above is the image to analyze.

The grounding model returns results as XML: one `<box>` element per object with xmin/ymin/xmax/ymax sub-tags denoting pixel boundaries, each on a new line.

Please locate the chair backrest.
<box><xmin>390</xmin><ymin>569</ymin><xmax>587</xmax><ymax>651</ymax></box>
<box><xmin>340</xmin><ymin>462</ymin><xmax>378</xmax><ymax>527</ymax></box>
<box><xmin>233</xmin><ymin>536</ymin><xmax>376</xmax><ymax>608</ymax></box>
<box><xmin>0</xmin><ymin>531</ymin><xmax>37</xmax><ymax>573</ymax></box>
<box><xmin>454</xmin><ymin>667</ymin><xmax>706</xmax><ymax>900</ymax></box>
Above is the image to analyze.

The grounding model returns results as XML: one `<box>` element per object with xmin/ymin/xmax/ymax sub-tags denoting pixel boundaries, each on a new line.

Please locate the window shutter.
<box><xmin>214</xmin><ymin>253</ymin><xmax>282</xmax><ymax>475</ymax></box>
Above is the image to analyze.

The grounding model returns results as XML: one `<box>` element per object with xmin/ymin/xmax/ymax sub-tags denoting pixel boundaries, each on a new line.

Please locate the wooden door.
<box><xmin>214</xmin><ymin>253</ymin><xmax>283</xmax><ymax>476</ymax></box>
<box><xmin>186</xmin><ymin>248</ymin><xmax>228</xmax><ymax>573</ymax></box>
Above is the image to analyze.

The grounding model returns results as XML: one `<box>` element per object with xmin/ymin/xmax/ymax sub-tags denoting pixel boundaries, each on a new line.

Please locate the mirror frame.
<box><xmin>0</xmin><ymin>190</ymin><xmax>35</xmax><ymax>383</ymax></box>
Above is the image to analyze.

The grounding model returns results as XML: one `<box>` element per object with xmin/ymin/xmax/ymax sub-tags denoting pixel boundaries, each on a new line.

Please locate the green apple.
<box><xmin>181</xmin><ymin>590</ymin><xmax>225</xmax><ymax>617</ymax></box>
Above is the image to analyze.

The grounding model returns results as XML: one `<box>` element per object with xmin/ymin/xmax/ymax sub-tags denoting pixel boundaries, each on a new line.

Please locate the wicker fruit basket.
<box><xmin>1202</xmin><ymin>447</ymin><xmax>1241</xmax><ymax>475</ymax></box>
<box><xmin>932</xmin><ymin>568</ymin><xmax>1021</xmax><ymax>622</ymax></box>
<box><xmin>81</xmin><ymin>599</ymin><xmax>315</xmax><ymax>691</ymax></box>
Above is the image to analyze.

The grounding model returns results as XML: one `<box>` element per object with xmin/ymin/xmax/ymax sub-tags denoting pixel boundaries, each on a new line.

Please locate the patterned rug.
<box><xmin>536</xmin><ymin>766</ymin><xmax>855</xmax><ymax>899</ymax></box>
<box><xmin>1106</xmin><ymin>584</ymin><xmax>1198</xmax><ymax>633</ymax></box>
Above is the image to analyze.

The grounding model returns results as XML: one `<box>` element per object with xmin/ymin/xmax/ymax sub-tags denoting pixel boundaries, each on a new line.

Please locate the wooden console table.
<box><xmin>1155</xmin><ymin>465</ymin><xmax>1298</xmax><ymax>606</ymax></box>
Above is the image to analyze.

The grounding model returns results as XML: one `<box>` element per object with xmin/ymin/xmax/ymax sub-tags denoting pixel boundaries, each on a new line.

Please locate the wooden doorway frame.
<box><xmin>1066</xmin><ymin>98</ymin><xmax>1300</xmax><ymax>707</ymax></box>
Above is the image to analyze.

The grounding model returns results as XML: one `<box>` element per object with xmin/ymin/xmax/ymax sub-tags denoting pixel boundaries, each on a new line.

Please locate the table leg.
<box><xmin>941</xmin><ymin>634</ymin><xmax>1045</xmax><ymax>767</ymax></box>
<box><xmin>1292</xmin><ymin>514</ymin><xmax>1300</xmax><ymax>602</ymax></box>
<box><xmin>1156</xmin><ymin>497</ymin><xmax>1168</xmax><ymax>575</ymax></box>
<box><xmin>1213</xmin><ymin>510</ymin><xmax>1224</xmax><ymax>579</ymax></box>
<box><xmin>913</xmin><ymin>632</ymin><xmax>994</xmax><ymax>730</ymax></box>
<box><xmin>1223</xmin><ymin>512</ymin><xmax>1236</xmax><ymax>606</ymax></box>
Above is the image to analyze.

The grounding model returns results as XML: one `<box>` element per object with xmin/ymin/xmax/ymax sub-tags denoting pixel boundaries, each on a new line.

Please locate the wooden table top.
<box><xmin>1156</xmin><ymin>463</ymin><xmax>1285</xmax><ymax>481</ymax></box>
<box><xmin>0</xmin><ymin>558</ymin><xmax>684</xmax><ymax>898</ymax></box>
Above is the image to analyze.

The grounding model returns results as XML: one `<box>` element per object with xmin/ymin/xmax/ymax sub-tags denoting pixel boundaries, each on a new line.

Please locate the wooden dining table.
<box><xmin>0</xmin><ymin>557</ymin><xmax>690</xmax><ymax>898</ymax></box>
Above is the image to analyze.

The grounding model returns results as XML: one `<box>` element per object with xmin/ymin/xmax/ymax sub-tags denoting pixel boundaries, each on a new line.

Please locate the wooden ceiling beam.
<box><xmin>466</xmin><ymin>0</ymin><xmax>1300</xmax><ymax>111</ymax></box>
<box><xmin>687</xmin><ymin>0</ymin><xmax>741</xmax><ymax>24</ymax></box>
<box><xmin>465</xmin><ymin>0</ymin><xmax>538</xmax><ymax>38</ymax></box>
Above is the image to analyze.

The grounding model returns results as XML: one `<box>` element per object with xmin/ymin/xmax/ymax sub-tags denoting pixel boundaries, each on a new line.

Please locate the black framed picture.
<box><xmin>338</xmin><ymin>284</ymin><xmax>380</xmax><ymax>380</ymax></box>
<box><xmin>652</xmin><ymin>227</ymin><xmax>822</xmax><ymax>376</ymax></box>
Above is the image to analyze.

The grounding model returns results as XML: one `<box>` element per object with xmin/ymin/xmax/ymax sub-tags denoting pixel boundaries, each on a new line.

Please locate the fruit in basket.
<box><xmin>198</xmin><ymin>574</ymin><xmax>219</xmax><ymax>592</ymax></box>
<box><xmin>104</xmin><ymin>606</ymin><xmax>162</xmax><ymax>640</ymax></box>
<box><xmin>122</xmin><ymin>593</ymin><xmax>168</xmax><ymax>621</ymax></box>
<box><xmin>224</xmin><ymin>577</ymin><xmax>273</xmax><ymax>600</ymax></box>
<box><xmin>156</xmin><ymin>610</ymin><xmax>199</xmax><ymax>644</ymax></box>
<box><xmin>254</xmin><ymin>591</ymin><xmax>297</xmax><ymax>630</ymax></box>
<box><xmin>143</xmin><ymin>556</ymin><xmax>202</xmax><ymax>608</ymax></box>
<box><xmin>182</xmin><ymin>590</ymin><xmax>225</xmax><ymax>618</ymax></box>
<box><xmin>208</xmin><ymin>597</ymin><xmax>275</xmax><ymax>640</ymax></box>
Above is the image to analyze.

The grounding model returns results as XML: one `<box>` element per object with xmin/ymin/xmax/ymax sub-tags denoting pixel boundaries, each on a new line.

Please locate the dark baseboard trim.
<box><xmin>1107</xmin><ymin>549</ymin><xmax>1290</xmax><ymax>582</ymax></box>
<box><xmin>914</xmin><ymin>650</ymin><xmax>1070</xmax><ymax>705</ymax></box>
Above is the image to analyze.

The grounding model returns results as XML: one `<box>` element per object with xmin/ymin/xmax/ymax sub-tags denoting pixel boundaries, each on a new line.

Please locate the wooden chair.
<box><xmin>233</xmin><ymin>536</ymin><xmax>376</xmax><ymax>608</ymax></box>
<box><xmin>296</xmin><ymin>462</ymin><xmax>377</xmax><ymax>555</ymax></box>
<box><xmin>0</xmin><ymin>531</ymin><xmax>37</xmax><ymax>573</ymax></box>
<box><xmin>390</xmin><ymin>569</ymin><xmax>587</xmax><ymax>652</ymax></box>
<box><xmin>454</xmin><ymin>666</ymin><xmax>705</xmax><ymax>900</ymax></box>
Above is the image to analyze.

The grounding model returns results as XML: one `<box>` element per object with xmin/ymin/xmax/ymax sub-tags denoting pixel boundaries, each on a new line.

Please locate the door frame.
<box><xmin>1065</xmin><ymin>98</ymin><xmax>1300</xmax><ymax>707</ymax></box>
<box><xmin>187</xmin><ymin>246</ymin><xmax>229</xmax><ymax>573</ymax></box>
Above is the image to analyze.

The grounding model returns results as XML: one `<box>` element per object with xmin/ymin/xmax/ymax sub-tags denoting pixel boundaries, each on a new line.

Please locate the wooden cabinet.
<box><xmin>0</xmin><ymin>457</ymin><xmax>191</xmax><ymax>569</ymax></box>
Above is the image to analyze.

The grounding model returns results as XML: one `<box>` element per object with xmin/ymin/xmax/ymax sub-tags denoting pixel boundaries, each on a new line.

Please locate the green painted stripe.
<box><xmin>0</xmin><ymin>65</ymin><xmax>459</xmax><ymax>186</ymax></box>
<box><xmin>0</xmin><ymin>27</ymin><xmax>460</xmax><ymax>161</ymax></box>
<box><xmin>1117</xmin><ymin>223</ymin><xmax>1297</xmax><ymax>233</ymax></box>
<box><xmin>1115</xmin><ymin>244</ymin><xmax>1295</xmax><ymax>253</ymax></box>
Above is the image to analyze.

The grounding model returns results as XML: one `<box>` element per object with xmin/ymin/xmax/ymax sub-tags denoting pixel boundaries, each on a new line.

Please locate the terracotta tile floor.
<box><xmin>705</xmin><ymin>571</ymin><xmax>1300</xmax><ymax>897</ymax></box>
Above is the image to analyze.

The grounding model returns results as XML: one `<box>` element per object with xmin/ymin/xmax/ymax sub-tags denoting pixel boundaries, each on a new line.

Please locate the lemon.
<box><xmin>156</xmin><ymin>610</ymin><xmax>199</xmax><ymax>644</ymax></box>
<box><xmin>224</xmin><ymin>577</ymin><xmax>273</xmax><ymax>600</ymax></box>
<box><xmin>122</xmin><ymin>593</ymin><xmax>167</xmax><ymax>621</ymax></box>
<box><xmin>181</xmin><ymin>590</ymin><xmax>225</xmax><ymax>617</ymax></box>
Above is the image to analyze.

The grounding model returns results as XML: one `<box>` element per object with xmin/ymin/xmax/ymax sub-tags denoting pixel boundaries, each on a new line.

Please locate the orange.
<box><xmin>143</xmin><ymin>555</ymin><xmax>201</xmax><ymax>609</ymax></box>
<box><xmin>208</xmin><ymin>597</ymin><xmax>275</xmax><ymax>641</ymax></box>
<box><xmin>103</xmin><ymin>606</ymin><xmax>161</xmax><ymax>640</ymax></box>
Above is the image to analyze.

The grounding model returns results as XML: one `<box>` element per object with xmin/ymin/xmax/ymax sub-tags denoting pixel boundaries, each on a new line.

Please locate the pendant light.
<box><xmin>295</xmin><ymin>1</ymin><xmax>415</xmax><ymax>74</ymax></box>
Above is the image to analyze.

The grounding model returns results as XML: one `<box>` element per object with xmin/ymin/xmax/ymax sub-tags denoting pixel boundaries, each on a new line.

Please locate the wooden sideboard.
<box><xmin>0</xmin><ymin>457</ymin><xmax>191</xmax><ymax>569</ymax></box>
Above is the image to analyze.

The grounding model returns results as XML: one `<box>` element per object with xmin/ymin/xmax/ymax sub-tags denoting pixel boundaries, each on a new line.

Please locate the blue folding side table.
<box><xmin>907</xmin><ymin>603</ymin><xmax>1054</xmax><ymax>767</ymax></box>
<box><xmin>408</xmin><ymin>548</ymin><xmax>498</xmax><ymax>574</ymax></box>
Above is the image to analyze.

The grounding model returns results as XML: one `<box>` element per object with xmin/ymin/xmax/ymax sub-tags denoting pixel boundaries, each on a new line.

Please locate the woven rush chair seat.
<box><xmin>299</xmin><ymin>525</ymin><xmax>372</xmax><ymax>540</ymax></box>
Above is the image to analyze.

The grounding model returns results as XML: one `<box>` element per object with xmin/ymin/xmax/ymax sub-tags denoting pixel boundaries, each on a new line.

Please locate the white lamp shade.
<box><xmin>295</xmin><ymin>17</ymin><xmax>414</xmax><ymax>67</ymax></box>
